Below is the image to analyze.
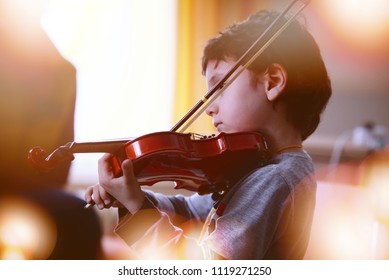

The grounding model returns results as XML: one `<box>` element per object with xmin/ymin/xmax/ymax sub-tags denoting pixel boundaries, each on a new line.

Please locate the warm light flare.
<box><xmin>316</xmin><ymin>205</ymin><xmax>373</xmax><ymax>258</ymax></box>
<box><xmin>317</xmin><ymin>0</ymin><xmax>389</xmax><ymax>52</ymax></box>
<box><xmin>0</xmin><ymin>0</ymin><xmax>50</xmax><ymax>53</ymax></box>
<box><xmin>336</xmin><ymin>0</ymin><xmax>389</xmax><ymax>29</ymax></box>
<box><xmin>325</xmin><ymin>210</ymin><xmax>373</xmax><ymax>259</ymax></box>
<box><xmin>1</xmin><ymin>0</ymin><xmax>48</xmax><ymax>22</ymax></box>
<box><xmin>361</xmin><ymin>149</ymin><xmax>389</xmax><ymax>224</ymax></box>
<box><xmin>1</xmin><ymin>216</ymin><xmax>39</xmax><ymax>249</ymax></box>
<box><xmin>305</xmin><ymin>183</ymin><xmax>383</xmax><ymax>259</ymax></box>
<box><xmin>1</xmin><ymin>246</ymin><xmax>26</xmax><ymax>260</ymax></box>
<box><xmin>0</xmin><ymin>197</ymin><xmax>57</xmax><ymax>260</ymax></box>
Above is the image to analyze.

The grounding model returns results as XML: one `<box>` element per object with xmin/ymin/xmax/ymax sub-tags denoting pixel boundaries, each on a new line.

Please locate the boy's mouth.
<box><xmin>214</xmin><ymin>121</ymin><xmax>221</xmax><ymax>129</ymax></box>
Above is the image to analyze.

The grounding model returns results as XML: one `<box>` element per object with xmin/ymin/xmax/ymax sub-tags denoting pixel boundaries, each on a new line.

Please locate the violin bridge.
<box><xmin>191</xmin><ymin>133</ymin><xmax>216</xmax><ymax>140</ymax></box>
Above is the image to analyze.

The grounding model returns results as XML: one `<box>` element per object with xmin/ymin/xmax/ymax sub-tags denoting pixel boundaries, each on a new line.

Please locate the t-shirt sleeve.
<box><xmin>114</xmin><ymin>193</ymin><xmax>213</xmax><ymax>259</ymax></box>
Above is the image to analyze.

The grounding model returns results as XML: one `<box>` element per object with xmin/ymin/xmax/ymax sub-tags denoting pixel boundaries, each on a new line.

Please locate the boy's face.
<box><xmin>205</xmin><ymin>59</ymin><xmax>271</xmax><ymax>134</ymax></box>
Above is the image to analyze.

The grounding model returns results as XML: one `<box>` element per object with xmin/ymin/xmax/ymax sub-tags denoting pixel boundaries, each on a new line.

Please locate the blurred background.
<box><xmin>0</xmin><ymin>0</ymin><xmax>388</xmax><ymax>259</ymax></box>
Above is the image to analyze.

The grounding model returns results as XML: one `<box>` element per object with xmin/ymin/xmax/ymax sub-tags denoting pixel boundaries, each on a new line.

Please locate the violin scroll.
<box><xmin>28</xmin><ymin>144</ymin><xmax>75</xmax><ymax>171</ymax></box>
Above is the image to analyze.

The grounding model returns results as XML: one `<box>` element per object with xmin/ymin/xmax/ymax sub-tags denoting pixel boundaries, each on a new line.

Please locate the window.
<box><xmin>42</xmin><ymin>0</ymin><xmax>177</xmax><ymax>185</ymax></box>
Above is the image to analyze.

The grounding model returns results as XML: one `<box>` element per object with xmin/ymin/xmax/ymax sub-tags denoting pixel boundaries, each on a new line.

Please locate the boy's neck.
<box><xmin>276</xmin><ymin>144</ymin><xmax>303</xmax><ymax>154</ymax></box>
<box><xmin>265</xmin><ymin>125</ymin><xmax>303</xmax><ymax>155</ymax></box>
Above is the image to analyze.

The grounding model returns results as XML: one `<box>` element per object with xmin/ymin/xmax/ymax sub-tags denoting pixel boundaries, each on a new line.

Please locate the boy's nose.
<box><xmin>205</xmin><ymin>102</ymin><xmax>217</xmax><ymax>116</ymax></box>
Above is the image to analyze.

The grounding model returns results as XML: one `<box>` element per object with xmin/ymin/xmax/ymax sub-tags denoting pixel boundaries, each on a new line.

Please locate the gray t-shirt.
<box><xmin>115</xmin><ymin>151</ymin><xmax>316</xmax><ymax>259</ymax></box>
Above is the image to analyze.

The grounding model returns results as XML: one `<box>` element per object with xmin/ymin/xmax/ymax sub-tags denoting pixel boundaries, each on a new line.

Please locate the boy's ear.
<box><xmin>263</xmin><ymin>63</ymin><xmax>287</xmax><ymax>101</ymax></box>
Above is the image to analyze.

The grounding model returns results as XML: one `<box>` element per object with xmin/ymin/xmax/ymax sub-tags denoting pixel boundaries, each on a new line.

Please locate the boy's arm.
<box><xmin>114</xmin><ymin>196</ymin><xmax>206</xmax><ymax>259</ymax></box>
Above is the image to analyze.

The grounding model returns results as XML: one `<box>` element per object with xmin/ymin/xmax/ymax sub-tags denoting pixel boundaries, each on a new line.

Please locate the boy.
<box><xmin>85</xmin><ymin>10</ymin><xmax>331</xmax><ymax>259</ymax></box>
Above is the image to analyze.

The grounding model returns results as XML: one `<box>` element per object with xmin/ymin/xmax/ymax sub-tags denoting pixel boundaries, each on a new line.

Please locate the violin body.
<box><xmin>29</xmin><ymin>131</ymin><xmax>268</xmax><ymax>194</ymax></box>
<box><xmin>114</xmin><ymin>131</ymin><xmax>268</xmax><ymax>194</ymax></box>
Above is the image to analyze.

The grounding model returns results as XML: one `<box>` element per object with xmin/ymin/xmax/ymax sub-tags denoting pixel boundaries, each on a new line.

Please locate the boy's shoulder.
<box><xmin>270</xmin><ymin>151</ymin><xmax>314</xmax><ymax>173</ymax></box>
<box><xmin>238</xmin><ymin>151</ymin><xmax>315</xmax><ymax>192</ymax></box>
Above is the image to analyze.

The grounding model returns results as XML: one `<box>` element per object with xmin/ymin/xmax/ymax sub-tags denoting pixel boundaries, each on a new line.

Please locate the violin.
<box><xmin>29</xmin><ymin>131</ymin><xmax>267</xmax><ymax>194</ymax></box>
<box><xmin>28</xmin><ymin>0</ymin><xmax>310</xmax><ymax>194</ymax></box>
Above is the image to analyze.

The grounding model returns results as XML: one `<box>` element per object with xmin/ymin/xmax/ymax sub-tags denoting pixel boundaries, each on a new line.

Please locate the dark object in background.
<box><xmin>21</xmin><ymin>190</ymin><xmax>103</xmax><ymax>260</ymax></box>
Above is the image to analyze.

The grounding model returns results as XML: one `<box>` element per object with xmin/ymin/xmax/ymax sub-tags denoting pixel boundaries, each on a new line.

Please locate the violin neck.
<box><xmin>28</xmin><ymin>138</ymin><xmax>132</xmax><ymax>171</ymax></box>
<box><xmin>67</xmin><ymin>139</ymin><xmax>129</xmax><ymax>154</ymax></box>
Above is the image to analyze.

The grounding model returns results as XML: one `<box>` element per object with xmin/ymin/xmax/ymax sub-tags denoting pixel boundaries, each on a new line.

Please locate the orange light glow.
<box><xmin>0</xmin><ymin>0</ymin><xmax>50</xmax><ymax>55</ymax></box>
<box><xmin>0</xmin><ymin>197</ymin><xmax>57</xmax><ymax>260</ymax></box>
<box><xmin>361</xmin><ymin>149</ymin><xmax>389</xmax><ymax>224</ymax></box>
<box><xmin>305</xmin><ymin>182</ymin><xmax>387</xmax><ymax>259</ymax></box>
<box><xmin>316</xmin><ymin>0</ymin><xmax>389</xmax><ymax>53</ymax></box>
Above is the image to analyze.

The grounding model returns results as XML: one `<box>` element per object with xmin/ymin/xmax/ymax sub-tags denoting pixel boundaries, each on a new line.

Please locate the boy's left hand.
<box><xmin>97</xmin><ymin>154</ymin><xmax>145</xmax><ymax>214</ymax></box>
